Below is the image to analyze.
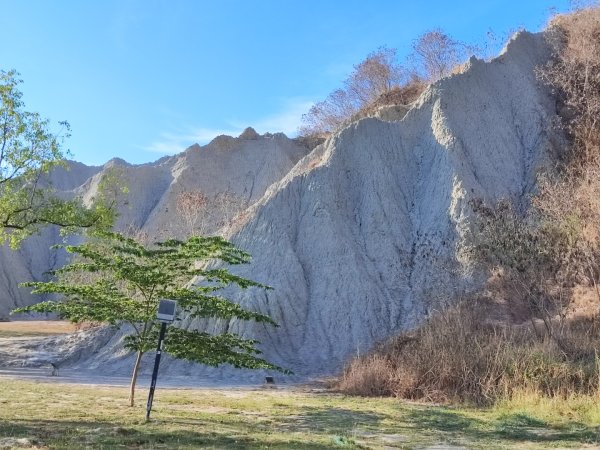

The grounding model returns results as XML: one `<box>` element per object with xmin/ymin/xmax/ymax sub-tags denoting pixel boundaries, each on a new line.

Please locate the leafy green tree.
<box><xmin>0</xmin><ymin>69</ymin><xmax>114</xmax><ymax>248</ymax></box>
<box><xmin>15</xmin><ymin>231</ymin><xmax>283</xmax><ymax>406</ymax></box>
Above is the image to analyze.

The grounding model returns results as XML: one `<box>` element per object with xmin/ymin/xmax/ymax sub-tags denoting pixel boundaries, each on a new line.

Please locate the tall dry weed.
<box><xmin>338</xmin><ymin>302</ymin><xmax>600</xmax><ymax>404</ymax></box>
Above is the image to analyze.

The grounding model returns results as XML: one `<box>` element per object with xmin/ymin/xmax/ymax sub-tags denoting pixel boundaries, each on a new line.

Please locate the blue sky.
<box><xmin>1</xmin><ymin>0</ymin><xmax>571</xmax><ymax>165</ymax></box>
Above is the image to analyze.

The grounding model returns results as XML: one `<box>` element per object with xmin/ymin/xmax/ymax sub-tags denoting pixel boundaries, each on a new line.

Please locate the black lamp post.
<box><xmin>145</xmin><ymin>299</ymin><xmax>176</xmax><ymax>422</ymax></box>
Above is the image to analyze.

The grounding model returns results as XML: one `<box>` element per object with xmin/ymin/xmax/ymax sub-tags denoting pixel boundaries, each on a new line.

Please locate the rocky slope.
<box><xmin>2</xmin><ymin>30</ymin><xmax>564</xmax><ymax>381</ymax></box>
<box><xmin>0</xmin><ymin>131</ymin><xmax>308</xmax><ymax>319</ymax></box>
<box><xmin>164</xmin><ymin>30</ymin><xmax>561</xmax><ymax>378</ymax></box>
<box><xmin>0</xmin><ymin>162</ymin><xmax>103</xmax><ymax>320</ymax></box>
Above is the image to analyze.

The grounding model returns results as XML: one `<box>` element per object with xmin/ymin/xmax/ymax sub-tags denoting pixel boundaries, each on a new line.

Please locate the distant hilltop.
<box><xmin>0</xmin><ymin>128</ymin><xmax>309</xmax><ymax>319</ymax></box>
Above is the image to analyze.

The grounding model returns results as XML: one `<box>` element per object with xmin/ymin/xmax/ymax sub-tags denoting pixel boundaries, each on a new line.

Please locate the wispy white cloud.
<box><xmin>142</xmin><ymin>98</ymin><xmax>314</xmax><ymax>156</ymax></box>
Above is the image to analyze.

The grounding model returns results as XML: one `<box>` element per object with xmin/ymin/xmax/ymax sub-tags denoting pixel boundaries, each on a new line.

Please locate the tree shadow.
<box><xmin>0</xmin><ymin>418</ymin><xmax>348</xmax><ymax>449</ymax></box>
<box><xmin>163</xmin><ymin>405</ymin><xmax>391</xmax><ymax>447</ymax></box>
<box><xmin>277</xmin><ymin>406</ymin><xmax>386</xmax><ymax>433</ymax></box>
<box><xmin>493</xmin><ymin>413</ymin><xmax>599</xmax><ymax>443</ymax></box>
<box><xmin>404</xmin><ymin>408</ymin><xmax>600</xmax><ymax>445</ymax></box>
<box><xmin>405</xmin><ymin>407</ymin><xmax>481</xmax><ymax>432</ymax></box>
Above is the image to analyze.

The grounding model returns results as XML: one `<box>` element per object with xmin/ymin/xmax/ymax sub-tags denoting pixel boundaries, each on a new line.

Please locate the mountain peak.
<box><xmin>238</xmin><ymin>127</ymin><xmax>260</xmax><ymax>140</ymax></box>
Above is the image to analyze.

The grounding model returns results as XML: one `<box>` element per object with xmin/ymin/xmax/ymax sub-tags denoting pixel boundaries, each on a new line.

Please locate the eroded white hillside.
<box><xmin>158</xmin><ymin>31</ymin><xmax>561</xmax><ymax>378</ymax></box>
<box><xmin>0</xmin><ymin>131</ymin><xmax>308</xmax><ymax>319</ymax></box>
<box><xmin>1</xmin><ymin>31</ymin><xmax>564</xmax><ymax>382</ymax></box>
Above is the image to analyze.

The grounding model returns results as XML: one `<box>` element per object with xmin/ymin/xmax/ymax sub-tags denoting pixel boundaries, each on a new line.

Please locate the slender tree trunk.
<box><xmin>129</xmin><ymin>351</ymin><xmax>144</xmax><ymax>407</ymax></box>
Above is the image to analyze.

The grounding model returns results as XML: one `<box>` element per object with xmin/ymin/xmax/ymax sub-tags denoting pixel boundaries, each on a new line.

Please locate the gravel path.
<box><xmin>0</xmin><ymin>334</ymin><xmax>281</xmax><ymax>389</ymax></box>
<box><xmin>0</xmin><ymin>366</ymin><xmax>270</xmax><ymax>389</ymax></box>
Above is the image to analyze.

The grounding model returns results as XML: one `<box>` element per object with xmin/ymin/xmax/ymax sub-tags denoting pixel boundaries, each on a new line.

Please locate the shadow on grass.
<box><xmin>405</xmin><ymin>407</ymin><xmax>481</xmax><ymax>432</ymax></box>
<box><xmin>0</xmin><ymin>418</ymin><xmax>348</xmax><ymax>449</ymax></box>
<box><xmin>277</xmin><ymin>406</ymin><xmax>386</xmax><ymax>433</ymax></box>
<box><xmin>404</xmin><ymin>408</ymin><xmax>600</xmax><ymax>445</ymax></box>
<box><xmin>5</xmin><ymin>402</ymin><xmax>598</xmax><ymax>448</ymax></box>
<box><xmin>494</xmin><ymin>413</ymin><xmax>600</xmax><ymax>443</ymax></box>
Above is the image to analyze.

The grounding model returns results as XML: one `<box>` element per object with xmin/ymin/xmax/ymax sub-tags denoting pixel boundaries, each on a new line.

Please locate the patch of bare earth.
<box><xmin>0</xmin><ymin>321</ymin><xmax>77</xmax><ymax>338</ymax></box>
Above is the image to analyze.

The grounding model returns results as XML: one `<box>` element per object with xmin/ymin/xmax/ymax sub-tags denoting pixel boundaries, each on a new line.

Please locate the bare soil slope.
<box><xmin>179</xmin><ymin>31</ymin><xmax>561</xmax><ymax>377</ymax></box>
<box><xmin>0</xmin><ymin>131</ymin><xmax>308</xmax><ymax>319</ymax></box>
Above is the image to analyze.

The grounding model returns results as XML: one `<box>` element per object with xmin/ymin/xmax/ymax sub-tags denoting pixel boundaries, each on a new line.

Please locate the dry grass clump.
<box><xmin>338</xmin><ymin>302</ymin><xmax>600</xmax><ymax>405</ymax></box>
<box><xmin>541</xmin><ymin>3</ymin><xmax>600</xmax><ymax>169</ymax></box>
<box><xmin>337</xmin><ymin>353</ymin><xmax>397</xmax><ymax>397</ymax></box>
<box><xmin>365</xmin><ymin>80</ymin><xmax>427</xmax><ymax>112</ymax></box>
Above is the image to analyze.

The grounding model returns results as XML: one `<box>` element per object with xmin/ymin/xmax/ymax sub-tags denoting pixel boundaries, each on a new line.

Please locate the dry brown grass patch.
<box><xmin>0</xmin><ymin>320</ymin><xmax>77</xmax><ymax>337</ymax></box>
<box><xmin>337</xmin><ymin>300</ymin><xmax>600</xmax><ymax>405</ymax></box>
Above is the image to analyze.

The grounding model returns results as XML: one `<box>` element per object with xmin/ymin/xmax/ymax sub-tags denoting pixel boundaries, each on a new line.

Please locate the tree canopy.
<box><xmin>15</xmin><ymin>231</ymin><xmax>284</xmax><ymax>405</ymax></box>
<box><xmin>299</xmin><ymin>47</ymin><xmax>405</xmax><ymax>136</ymax></box>
<box><xmin>0</xmin><ymin>70</ymin><xmax>114</xmax><ymax>248</ymax></box>
<box><xmin>298</xmin><ymin>30</ymin><xmax>479</xmax><ymax>139</ymax></box>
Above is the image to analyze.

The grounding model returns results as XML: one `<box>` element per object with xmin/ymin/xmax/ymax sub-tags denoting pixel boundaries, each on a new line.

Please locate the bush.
<box><xmin>410</xmin><ymin>29</ymin><xmax>476</xmax><ymax>83</ymax></box>
<box><xmin>337</xmin><ymin>302</ymin><xmax>600</xmax><ymax>405</ymax></box>
<box><xmin>299</xmin><ymin>29</ymin><xmax>477</xmax><ymax>139</ymax></box>
<box><xmin>299</xmin><ymin>47</ymin><xmax>406</xmax><ymax>137</ymax></box>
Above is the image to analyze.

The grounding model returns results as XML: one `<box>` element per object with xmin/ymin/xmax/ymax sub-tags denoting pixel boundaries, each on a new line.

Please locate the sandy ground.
<box><xmin>0</xmin><ymin>321</ymin><xmax>305</xmax><ymax>390</ymax></box>
<box><xmin>0</xmin><ymin>366</ymin><xmax>280</xmax><ymax>390</ymax></box>
<box><xmin>0</xmin><ymin>320</ymin><xmax>77</xmax><ymax>335</ymax></box>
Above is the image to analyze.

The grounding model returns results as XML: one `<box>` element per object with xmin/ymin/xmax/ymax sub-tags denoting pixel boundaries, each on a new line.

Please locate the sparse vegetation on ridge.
<box><xmin>298</xmin><ymin>46</ymin><xmax>408</xmax><ymax>137</ymax></box>
<box><xmin>299</xmin><ymin>30</ymin><xmax>476</xmax><ymax>138</ymax></box>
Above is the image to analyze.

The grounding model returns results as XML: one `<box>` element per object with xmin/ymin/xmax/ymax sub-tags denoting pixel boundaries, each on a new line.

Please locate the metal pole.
<box><xmin>146</xmin><ymin>322</ymin><xmax>167</xmax><ymax>421</ymax></box>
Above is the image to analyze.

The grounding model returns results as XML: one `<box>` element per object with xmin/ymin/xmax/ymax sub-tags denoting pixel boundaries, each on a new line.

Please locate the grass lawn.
<box><xmin>1</xmin><ymin>322</ymin><xmax>599</xmax><ymax>449</ymax></box>
<box><xmin>1</xmin><ymin>379</ymin><xmax>600</xmax><ymax>449</ymax></box>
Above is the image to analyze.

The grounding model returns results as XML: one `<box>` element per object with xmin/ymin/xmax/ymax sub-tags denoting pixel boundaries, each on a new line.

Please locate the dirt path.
<box><xmin>0</xmin><ymin>366</ymin><xmax>274</xmax><ymax>390</ymax></box>
<box><xmin>0</xmin><ymin>320</ymin><xmax>77</xmax><ymax>337</ymax></box>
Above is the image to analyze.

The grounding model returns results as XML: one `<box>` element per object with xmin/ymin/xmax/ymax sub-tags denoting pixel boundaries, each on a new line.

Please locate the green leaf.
<box><xmin>15</xmin><ymin>231</ymin><xmax>285</xmax><ymax>375</ymax></box>
<box><xmin>0</xmin><ymin>69</ymin><xmax>117</xmax><ymax>248</ymax></box>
